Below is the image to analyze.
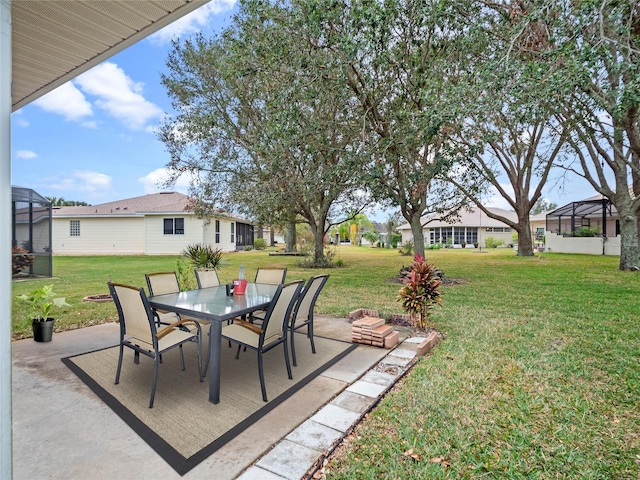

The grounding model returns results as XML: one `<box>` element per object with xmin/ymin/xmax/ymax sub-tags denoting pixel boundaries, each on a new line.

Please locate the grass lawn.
<box><xmin>11</xmin><ymin>246</ymin><xmax>640</xmax><ymax>477</ymax></box>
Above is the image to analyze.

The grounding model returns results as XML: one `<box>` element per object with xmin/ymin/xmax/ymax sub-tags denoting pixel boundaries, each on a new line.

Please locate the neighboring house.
<box><xmin>259</xmin><ymin>226</ymin><xmax>285</xmax><ymax>246</ymax></box>
<box><xmin>51</xmin><ymin>192</ymin><xmax>254</xmax><ymax>255</ymax></box>
<box><xmin>529</xmin><ymin>212</ymin><xmax>548</xmax><ymax>250</ymax></box>
<box><xmin>543</xmin><ymin>193</ymin><xmax>621</xmax><ymax>255</ymax></box>
<box><xmin>370</xmin><ymin>221</ymin><xmax>389</xmax><ymax>246</ymax></box>
<box><xmin>398</xmin><ymin>207</ymin><xmax>518</xmax><ymax>248</ymax></box>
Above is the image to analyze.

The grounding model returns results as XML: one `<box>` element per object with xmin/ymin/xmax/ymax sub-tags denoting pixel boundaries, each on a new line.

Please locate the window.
<box><xmin>486</xmin><ymin>227</ymin><xmax>511</xmax><ymax>233</ymax></box>
<box><xmin>429</xmin><ymin>226</ymin><xmax>478</xmax><ymax>245</ymax></box>
<box><xmin>215</xmin><ymin>220</ymin><xmax>220</xmax><ymax>243</ymax></box>
<box><xmin>428</xmin><ymin>227</ymin><xmax>453</xmax><ymax>244</ymax></box>
<box><xmin>164</xmin><ymin>218</ymin><xmax>185</xmax><ymax>235</ymax></box>
<box><xmin>230</xmin><ymin>222</ymin><xmax>235</xmax><ymax>243</ymax></box>
<box><xmin>70</xmin><ymin>220</ymin><xmax>80</xmax><ymax>237</ymax></box>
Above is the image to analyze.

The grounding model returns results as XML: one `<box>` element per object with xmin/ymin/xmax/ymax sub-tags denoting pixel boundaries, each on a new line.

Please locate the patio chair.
<box><xmin>251</xmin><ymin>268</ymin><xmax>288</xmax><ymax>323</ymax></box>
<box><xmin>146</xmin><ymin>271</ymin><xmax>211</xmax><ymax>372</ymax></box>
<box><xmin>108</xmin><ymin>282</ymin><xmax>203</xmax><ymax>408</ymax></box>
<box><xmin>254</xmin><ymin>267</ymin><xmax>287</xmax><ymax>285</ymax></box>
<box><xmin>194</xmin><ymin>268</ymin><xmax>220</xmax><ymax>289</ymax></box>
<box><xmin>145</xmin><ymin>271</ymin><xmax>207</xmax><ymax>326</ymax></box>
<box><xmin>222</xmin><ymin>280</ymin><xmax>304</xmax><ymax>402</ymax></box>
<box><xmin>289</xmin><ymin>274</ymin><xmax>330</xmax><ymax>367</ymax></box>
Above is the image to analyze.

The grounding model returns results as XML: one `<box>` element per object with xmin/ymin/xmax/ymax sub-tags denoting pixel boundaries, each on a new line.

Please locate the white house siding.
<box><xmin>144</xmin><ymin>215</ymin><xmax>204</xmax><ymax>255</ymax></box>
<box><xmin>202</xmin><ymin>218</ymin><xmax>237</xmax><ymax>252</ymax></box>
<box><xmin>399</xmin><ymin>208</ymin><xmax>518</xmax><ymax>249</ymax></box>
<box><xmin>400</xmin><ymin>227</ymin><xmax>513</xmax><ymax>248</ymax></box>
<box><xmin>52</xmin><ymin>216</ymin><xmax>144</xmax><ymax>254</ymax></box>
<box><xmin>49</xmin><ymin>193</ymin><xmax>253</xmax><ymax>255</ymax></box>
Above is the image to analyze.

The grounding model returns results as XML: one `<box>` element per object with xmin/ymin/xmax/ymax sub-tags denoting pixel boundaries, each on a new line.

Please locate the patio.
<box><xmin>12</xmin><ymin>316</ymin><xmax>421</xmax><ymax>479</ymax></box>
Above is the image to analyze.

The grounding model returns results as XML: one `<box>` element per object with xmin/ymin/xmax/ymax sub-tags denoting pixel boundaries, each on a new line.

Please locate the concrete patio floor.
<box><xmin>12</xmin><ymin>316</ymin><xmax>418</xmax><ymax>480</ymax></box>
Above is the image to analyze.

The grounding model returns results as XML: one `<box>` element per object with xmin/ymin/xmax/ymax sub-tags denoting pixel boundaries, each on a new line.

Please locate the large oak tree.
<box><xmin>159</xmin><ymin>1</ymin><xmax>369</xmax><ymax>265</ymax></box>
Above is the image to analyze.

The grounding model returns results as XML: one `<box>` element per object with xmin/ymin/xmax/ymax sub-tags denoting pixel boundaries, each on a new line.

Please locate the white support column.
<box><xmin>0</xmin><ymin>0</ymin><xmax>12</xmax><ymax>478</ymax></box>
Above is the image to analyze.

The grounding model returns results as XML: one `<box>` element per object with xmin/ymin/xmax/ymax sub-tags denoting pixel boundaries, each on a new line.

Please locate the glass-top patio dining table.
<box><xmin>148</xmin><ymin>282</ymin><xmax>279</xmax><ymax>404</ymax></box>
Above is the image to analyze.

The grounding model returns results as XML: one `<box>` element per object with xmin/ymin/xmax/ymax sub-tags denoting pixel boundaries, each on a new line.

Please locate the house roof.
<box><xmin>52</xmin><ymin>192</ymin><xmax>191</xmax><ymax>216</ymax></box>
<box><xmin>12</xmin><ymin>0</ymin><xmax>205</xmax><ymax>110</ymax></box>
<box><xmin>371</xmin><ymin>221</ymin><xmax>388</xmax><ymax>234</ymax></box>
<box><xmin>51</xmin><ymin>192</ymin><xmax>248</xmax><ymax>223</ymax></box>
<box><xmin>398</xmin><ymin>207</ymin><xmax>518</xmax><ymax>230</ymax></box>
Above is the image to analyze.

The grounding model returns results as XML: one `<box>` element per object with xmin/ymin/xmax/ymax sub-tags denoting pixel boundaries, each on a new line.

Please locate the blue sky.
<box><xmin>11</xmin><ymin>0</ymin><xmax>594</xmax><ymax>221</ymax></box>
<box><xmin>11</xmin><ymin>1</ymin><xmax>238</xmax><ymax>206</ymax></box>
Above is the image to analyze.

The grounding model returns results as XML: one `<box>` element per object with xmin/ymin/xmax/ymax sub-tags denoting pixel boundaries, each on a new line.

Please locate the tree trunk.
<box><xmin>409</xmin><ymin>212</ymin><xmax>425</xmax><ymax>257</ymax></box>
<box><xmin>618</xmin><ymin>212</ymin><xmax>639</xmax><ymax>270</ymax></box>
<box><xmin>285</xmin><ymin>220</ymin><xmax>297</xmax><ymax>253</ymax></box>
<box><xmin>308</xmin><ymin>222</ymin><xmax>327</xmax><ymax>266</ymax></box>
<box><xmin>270</xmin><ymin>228</ymin><xmax>275</xmax><ymax>247</ymax></box>
<box><xmin>516</xmin><ymin>219</ymin><xmax>534</xmax><ymax>256</ymax></box>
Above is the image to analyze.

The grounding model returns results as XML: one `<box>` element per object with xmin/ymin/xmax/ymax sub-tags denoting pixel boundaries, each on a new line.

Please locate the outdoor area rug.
<box><xmin>62</xmin><ymin>334</ymin><xmax>356</xmax><ymax>475</ymax></box>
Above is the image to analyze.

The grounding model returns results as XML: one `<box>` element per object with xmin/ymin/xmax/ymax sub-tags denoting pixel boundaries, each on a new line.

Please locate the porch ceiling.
<box><xmin>11</xmin><ymin>0</ymin><xmax>207</xmax><ymax>111</ymax></box>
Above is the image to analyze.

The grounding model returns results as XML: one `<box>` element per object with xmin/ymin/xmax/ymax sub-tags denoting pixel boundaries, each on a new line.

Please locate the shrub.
<box><xmin>335</xmin><ymin>259</ymin><xmax>345</xmax><ymax>267</ymax></box>
<box><xmin>427</xmin><ymin>243</ymin><xmax>442</xmax><ymax>250</ymax></box>
<box><xmin>12</xmin><ymin>246</ymin><xmax>34</xmax><ymax>275</ymax></box>
<box><xmin>244</xmin><ymin>245</ymin><xmax>253</xmax><ymax>251</ymax></box>
<box><xmin>572</xmin><ymin>226</ymin><xmax>600</xmax><ymax>237</ymax></box>
<box><xmin>485</xmin><ymin>236</ymin><xmax>504</xmax><ymax>249</ymax></box>
<box><xmin>181</xmin><ymin>243</ymin><xmax>224</xmax><ymax>269</ymax></box>
<box><xmin>363</xmin><ymin>230</ymin><xmax>380</xmax><ymax>246</ymax></box>
<box><xmin>397</xmin><ymin>253</ymin><xmax>443</xmax><ymax>330</ymax></box>
<box><xmin>398</xmin><ymin>241</ymin><xmax>414</xmax><ymax>256</ymax></box>
<box><xmin>254</xmin><ymin>238</ymin><xmax>267</xmax><ymax>250</ymax></box>
<box><xmin>390</xmin><ymin>233</ymin><xmax>402</xmax><ymax>248</ymax></box>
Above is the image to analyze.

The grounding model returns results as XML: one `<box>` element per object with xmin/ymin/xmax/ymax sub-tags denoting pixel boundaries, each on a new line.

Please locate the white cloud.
<box><xmin>15</xmin><ymin>150</ymin><xmax>37</xmax><ymax>160</ymax></box>
<box><xmin>31</xmin><ymin>82</ymin><xmax>93</xmax><ymax>121</ymax></box>
<box><xmin>75</xmin><ymin>62</ymin><xmax>163</xmax><ymax>130</ymax></box>
<box><xmin>12</xmin><ymin>109</ymin><xmax>30</xmax><ymax>127</ymax></box>
<box><xmin>484</xmin><ymin>183</ymin><xmax>515</xmax><ymax>210</ymax></box>
<box><xmin>148</xmin><ymin>0</ymin><xmax>237</xmax><ymax>45</ymax></box>
<box><xmin>48</xmin><ymin>171</ymin><xmax>114</xmax><ymax>200</ymax></box>
<box><xmin>139</xmin><ymin>168</ymin><xmax>194</xmax><ymax>194</ymax></box>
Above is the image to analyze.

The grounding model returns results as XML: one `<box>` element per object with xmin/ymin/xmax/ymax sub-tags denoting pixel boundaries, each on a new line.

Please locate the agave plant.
<box><xmin>397</xmin><ymin>253</ymin><xmax>443</xmax><ymax>330</ymax></box>
<box><xmin>181</xmin><ymin>243</ymin><xmax>224</xmax><ymax>269</ymax></box>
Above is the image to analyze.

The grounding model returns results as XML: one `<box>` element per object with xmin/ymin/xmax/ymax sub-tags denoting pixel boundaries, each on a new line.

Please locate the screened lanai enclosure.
<box><xmin>545</xmin><ymin>196</ymin><xmax>619</xmax><ymax>238</ymax></box>
<box><xmin>12</xmin><ymin>187</ymin><xmax>52</xmax><ymax>277</ymax></box>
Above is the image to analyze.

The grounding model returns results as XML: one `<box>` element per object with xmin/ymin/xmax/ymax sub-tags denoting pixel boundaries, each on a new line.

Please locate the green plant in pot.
<box><xmin>17</xmin><ymin>284</ymin><xmax>69</xmax><ymax>342</ymax></box>
<box><xmin>397</xmin><ymin>253</ymin><xmax>443</xmax><ymax>330</ymax></box>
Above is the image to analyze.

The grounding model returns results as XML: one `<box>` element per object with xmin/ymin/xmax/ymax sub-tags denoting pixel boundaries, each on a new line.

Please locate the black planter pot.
<box><xmin>32</xmin><ymin>318</ymin><xmax>55</xmax><ymax>342</ymax></box>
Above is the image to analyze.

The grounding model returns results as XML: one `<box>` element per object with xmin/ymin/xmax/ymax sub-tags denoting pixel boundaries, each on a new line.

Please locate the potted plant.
<box><xmin>17</xmin><ymin>284</ymin><xmax>69</xmax><ymax>342</ymax></box>
<box><xmin>397</xmin><ymin>253</ymin><xmax>443</xmax><ymax>330</ymax></box>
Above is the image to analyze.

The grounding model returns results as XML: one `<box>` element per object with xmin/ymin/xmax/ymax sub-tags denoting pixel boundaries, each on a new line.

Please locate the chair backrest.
<box><xmin>145</xmin><ymin>271</ymin><xmax>180</xmax><ymax>296</ymax></box>
<box><xmin>254</xmin><ymin>267</ymin><xmax>287</xmax><ymax>285</ymax></box>
<box><xmin>293</xmin><ymin>274</ymin><xmax>330</xmax><ymax>324</ymax></box>
<box><xmin>262</xmin><ymin>280</ymin><xmax>304</xmax><ymax>340</ymax></box>
<box><xmin>108</xmin><ymin>282</ymin><xmax>156</xmax><ymax>345</ymax></box>
<box><xmin>195</xmin><ymin>269</ymin><xmax>220</xmax><ymax>289</ymax></box>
